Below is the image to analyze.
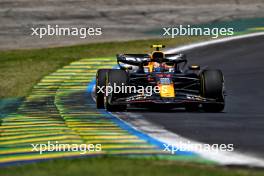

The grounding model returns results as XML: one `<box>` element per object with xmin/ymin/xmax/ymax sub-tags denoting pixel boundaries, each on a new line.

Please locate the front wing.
<box><xmin>110</xmin><ymin>93</ymin><xmax>224</xmax><ymax>106</ymax></box>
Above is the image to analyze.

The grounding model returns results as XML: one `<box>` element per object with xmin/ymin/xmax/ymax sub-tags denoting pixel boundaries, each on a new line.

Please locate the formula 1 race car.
<box><xmin>96</xmin><ymin>45</ymin><xmax>225</xmax><ymax>112</ymax></box>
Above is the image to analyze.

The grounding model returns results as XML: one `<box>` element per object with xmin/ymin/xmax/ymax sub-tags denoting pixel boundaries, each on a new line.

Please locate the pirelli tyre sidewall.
<box><xmin>104</xmin><ymin>69</ymin><xmax>128</xmax><ymax>112</ymax></box>
<box><xmin>200</xmin><ymin>69</ymin><xmax>225</xmax><ymax>112</ymax></box>
<box><xmin>96</xmin><ymin>69</ymin><xmax>111</xmax><ymax>109</ymax></box>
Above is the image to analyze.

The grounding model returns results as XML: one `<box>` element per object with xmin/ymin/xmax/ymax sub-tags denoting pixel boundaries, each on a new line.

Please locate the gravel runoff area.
<box><xmin>0</xmin><ymin>0</ymin><xmax>263</xmax><ymax>50</ymax></box>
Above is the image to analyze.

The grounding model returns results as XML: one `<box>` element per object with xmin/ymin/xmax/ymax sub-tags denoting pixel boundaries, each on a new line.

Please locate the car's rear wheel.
<box><xmin>105</xmin><ymin>69</ymin><xmax>128</xmax><ymax>112</ymax></box>
<box><xmin>200</xmin><ymin>70</ymin><xmax>225</xmax><ymax>112</ymax></box>
<box><xmin>96</xmin><ymin>69</ymin><xmax>111</xmax><ymax>109</ymax></box>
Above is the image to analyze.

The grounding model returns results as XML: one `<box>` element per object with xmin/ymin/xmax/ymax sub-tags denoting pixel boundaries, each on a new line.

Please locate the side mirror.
<box><xmin>188</xmin><ymin>65</ymin><xmax>200</xmax><ymax>70</ymax></box>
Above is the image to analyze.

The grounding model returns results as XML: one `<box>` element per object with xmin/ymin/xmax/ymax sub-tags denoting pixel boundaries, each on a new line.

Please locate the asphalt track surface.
<box><xmin>133</xmin><ymin>35</ymin><xmax>264</xmax><ymax>158</ymax></box>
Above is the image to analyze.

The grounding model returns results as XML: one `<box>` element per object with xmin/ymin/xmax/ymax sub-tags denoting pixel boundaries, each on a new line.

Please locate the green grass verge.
<box><xmin>1</xmin><ymin>157</ymin><xmax>264</xmax><ymax>176</ymax></box>
<box><xmin>0</xmin><ymin>37</ymin><xmax>206</xmax><ymax>98</ymax></box>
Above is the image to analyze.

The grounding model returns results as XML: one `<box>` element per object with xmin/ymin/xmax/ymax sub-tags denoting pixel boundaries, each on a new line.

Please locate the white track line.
<box><xmin>113</xmin><ymin>32</ymin><xmax>264</xmax><ymax>167</ymax></box>
<box><xmin>166</xmin><ymin>32</ymin><xmax>264</xmax><ymax>54</ymax></box>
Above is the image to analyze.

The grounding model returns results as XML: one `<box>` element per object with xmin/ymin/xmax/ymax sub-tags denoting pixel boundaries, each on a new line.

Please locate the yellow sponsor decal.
<box><xmin>159</xmin><ymin>84</ymin><xmax>175</xmax><ymax>97</ymax></box>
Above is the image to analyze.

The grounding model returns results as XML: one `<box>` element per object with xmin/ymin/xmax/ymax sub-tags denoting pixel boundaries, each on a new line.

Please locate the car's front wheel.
<box><xmin>104</xmin><ymin>69</ymin><xmax>128</xmax><ymax>112</ymax></box>
<box><xmin>200</xmin><ymin>69</ymin><xmax>225</xmax><ymax>112</ymax></box>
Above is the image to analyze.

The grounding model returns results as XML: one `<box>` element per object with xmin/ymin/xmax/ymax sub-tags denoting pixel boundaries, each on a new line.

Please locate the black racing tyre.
<box><xmin>96</xmin><ymin>69</ymin><xmax>111</xmax><ymax>109</ymax></box>
<box><xmin>105</xmin><ymin>69</ymin><xmax>128</xmax><ymax>112</ymax></box>
<box><xmin>200</xmin><ymin>69</ymin><xmax>225</xmax><ymax>112</ymax></box>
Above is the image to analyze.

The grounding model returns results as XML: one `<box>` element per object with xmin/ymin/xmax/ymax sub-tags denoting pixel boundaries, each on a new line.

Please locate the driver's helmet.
<box><xmin>151</xmin><ymin>51</ymin><xmax>165</xmax><ymax>62</ymax></box>
<box><xmin>151</xmin><ymin>51</ymin><xmax>175</xmax><ymax>72</ymax></box>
